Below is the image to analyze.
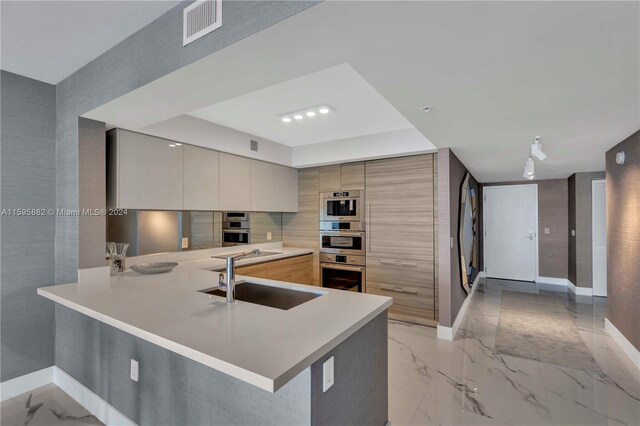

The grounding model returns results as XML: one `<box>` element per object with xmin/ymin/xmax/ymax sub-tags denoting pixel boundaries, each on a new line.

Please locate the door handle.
<box><xmin>525</xmin><ymin>232</ymin><xmax>534</xmax><ymax>240</ymax></box>
<box><xmin>366</xmin><ymin>202</ymin><xmax>371</xmax><ymax>253</ymax></box>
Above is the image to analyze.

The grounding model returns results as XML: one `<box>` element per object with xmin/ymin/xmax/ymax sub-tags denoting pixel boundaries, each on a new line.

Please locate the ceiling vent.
<box><xmin>183</xmin><ymin>0</ymin><xmax>222</xmax><ymax>46</ymax></box>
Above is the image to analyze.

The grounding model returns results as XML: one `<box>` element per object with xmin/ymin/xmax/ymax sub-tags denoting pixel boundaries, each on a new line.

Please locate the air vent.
<box><xmin>250</xmin><ymin>140</ymin><xmax>259</xmax><ymax>152</ymax></box>
<box><xmin>183</xmin><ymin>0</ymin><xmax>222</xmax><ymax>46</ymax></box>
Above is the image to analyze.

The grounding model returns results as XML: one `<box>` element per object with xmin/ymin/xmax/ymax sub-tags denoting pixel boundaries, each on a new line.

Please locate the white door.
<box><xmin>483</xmin><ymin>185</ymin><xmax>538</xmax><ymax>281</ymax></box>
<box><xmin>592</xmin><ymin>180</ymin><xmax>607</xmax><ymax>297</ymax></box>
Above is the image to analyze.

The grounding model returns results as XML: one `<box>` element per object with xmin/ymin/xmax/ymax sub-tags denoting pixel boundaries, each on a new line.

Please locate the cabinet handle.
<box><xmin>366</xmin><ymin>202</ymin><xmax>371</xmax><ymax>254</ymax></box>
<box><xmin>400</xmin><ymin>262</ymin><xmax>418</xmax><ymax>268</ymax></box>
<box><xmin>379</xmin><ymin>286</ymin><xmax>418</xmax><ymax>295</ymax></box>
<box><xmin>379</xmin><ymin>259</ymin><xmax>401</xmax><ymax>266</ymax></box>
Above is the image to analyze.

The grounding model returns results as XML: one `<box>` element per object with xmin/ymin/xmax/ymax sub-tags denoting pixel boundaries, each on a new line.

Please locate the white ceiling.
<box><xmin>0</xmin><ymin>0</ymin><xmax>180</xmax><ymax>84</ymax></box>
<box><xmin>84</xmin><ymin>1</ymin><xmax>639</xmax><ymax>181</ymax></box>
<box><xmin>188</xmin><ymin>63</ymin><xmax>416</xmax><ymax>147</ymax></box>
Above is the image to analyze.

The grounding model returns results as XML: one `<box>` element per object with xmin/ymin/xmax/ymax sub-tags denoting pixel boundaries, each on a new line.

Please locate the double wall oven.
<box><xmin>319</xmin><ymin>191</ymin><xmax>366</xmax><ymax>293</ymax></box>
<box><xmin>222</xmin><ymin>212</ymin><xmax>250</xmax><ymax>247</ymax></box>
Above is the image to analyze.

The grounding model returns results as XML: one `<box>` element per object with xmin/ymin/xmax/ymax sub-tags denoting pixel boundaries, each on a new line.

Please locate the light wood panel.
<box><xmin>318</xmin><ymin>164</ymin><xmax>341</xmax><ymax>191</ymax></box>
<box><xmin>282</xmin><ymin>168</ymin><xmax>320</xmax><ymax>285</ymax></box>
<box><xmin>236</xmin><ymin>254</ymin><xmax>314</xmax><ymax>285</ymax></box>
<box><xmin>340</xmin><ymin>162</ymin><xmax>365</xmax><ymax>190</ymax></box>
<box><xmin>365</xmin><ymin>154</ymin><xmax>437</xmax><ymax>324</ymax></box>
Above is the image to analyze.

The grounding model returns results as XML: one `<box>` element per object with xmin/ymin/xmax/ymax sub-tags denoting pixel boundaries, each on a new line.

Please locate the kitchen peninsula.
<box><xmin>37</xmin><ymin>244</ymin><xmax>391</xmax><ymax>426</ymax></box>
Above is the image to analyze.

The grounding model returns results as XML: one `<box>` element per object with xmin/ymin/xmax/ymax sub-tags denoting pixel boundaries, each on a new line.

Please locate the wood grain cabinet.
<box><xmin>107</xmin><ymin>129</ymin><xmax>184</xmax><ymax>210</ymax></box>
<box><xmin>183</xmin><ymin>145</ymin><xmax>220</xmax><ymax>210</ymax></box>
<box><xmin>235</xmin><ymin>254</ymin><xmax>314</xmax><ymax>285</ymax></box>
<box><xmin>318</xmin><ymin>162</ymin><xmax>365</xmax><ymax>191</ymax></box>
<box><xmin>364</xmin><ymin>154</ymin><xmax>437</xmax><ymax>325</ymax></box>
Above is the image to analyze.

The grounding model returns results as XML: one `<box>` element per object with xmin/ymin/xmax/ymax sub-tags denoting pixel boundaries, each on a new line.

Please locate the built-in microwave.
<box><xmin>223</xmin><ymin>212</ymin><xmax>249</xmax><ymax>222</ymax></box>
<box><xmin>319</xmin><ymin>230</ymin><xmax>365</xmax><ymax>256</ymax></box>
<box><xmin>320</xmin><ymin>191</ymin><xmax>363</xmax><ymax>222</ymax></box>
<box><xmin>222</xmin><ymin>229</ymin><xmax>250</xmax><ymax>247</ymax></box>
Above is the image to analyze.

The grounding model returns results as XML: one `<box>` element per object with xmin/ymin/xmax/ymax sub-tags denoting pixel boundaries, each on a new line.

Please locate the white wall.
<box><xmin>138</xmin><ymin>115</ymin><xmax>293</xmax><ymax>166</ymax></box>
<box><xmin>292</xmin><ymin>128</ymin><xmax>435</xmax><ymax>167</ymax></box>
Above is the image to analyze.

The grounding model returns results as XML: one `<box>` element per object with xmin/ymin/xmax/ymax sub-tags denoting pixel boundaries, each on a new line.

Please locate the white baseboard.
<box><xmin>536</xmin><ymin>277</ymin><xmax>593</xmax><ymax>296</ymax></box>
<box><xmin>0</xmin><ymin>367</ymin><xmax>135</xmax><ymax>425</ymax></box>
<box><xmin>437</xmin><ymin>273</ymin><xmax>482</xmax><ymax>341</ymax></box>
<box><xmin>0</xmin><ymin>366</ymin><xmax>54</xmax><ymax>401</ymax></box>
<box><xmin>605</xmin><ymin>318</ymin><xmax>640</xmax><ymax>370</ymax></box>
<box><xmin>54</xmin><ymin>367</ymin><xmax>136</xmax><ymax>426</ymax></box>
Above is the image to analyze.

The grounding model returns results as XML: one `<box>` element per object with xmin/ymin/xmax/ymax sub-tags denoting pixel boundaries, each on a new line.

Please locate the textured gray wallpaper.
<box><xmin>0</xmin><ymin>71</ymin><xmax>56</xmax><ymax>381</ymax></box>
<box><xmin>55</xmin><ymin>305</ymin><xmax>311</xmax><ymax>425</ymax></box>
<box><xmin>606</xmin><ymin>131</ymin><xmax>639</xmax><ymax>351</ymax></box>
<box><xmin>55</xmin><ymin>305</ymin><xmax>388</xmax><ymax>425</ymax></box>
<box><xmin>55</xmin><ymin>0</ymin><xmax>320</xmax><ymax>284</ymax></box>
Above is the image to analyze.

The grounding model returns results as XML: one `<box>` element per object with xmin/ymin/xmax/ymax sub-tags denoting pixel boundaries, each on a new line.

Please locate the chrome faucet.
<box><xmin>218</xmin><ymin>249</ymin><xmax>261</xmax><ymax>303</ymax></box>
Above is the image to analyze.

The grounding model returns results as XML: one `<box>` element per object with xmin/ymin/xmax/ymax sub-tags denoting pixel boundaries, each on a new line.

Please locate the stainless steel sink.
<box><xmin>200</xmin><ymin>282</ymin><xmax>322</xmax><ymax>310</ymax></box>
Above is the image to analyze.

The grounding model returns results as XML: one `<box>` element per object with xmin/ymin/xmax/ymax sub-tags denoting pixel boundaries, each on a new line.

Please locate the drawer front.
<box><xmin>236</xmin><ymin>263</ymin><xmax>271</xmax><ymax>279</ymax></box>
<box><xmin>366</xmin><ymin>256</ymin><xmax>434</xmax><ymax>289</ymax></box>
<box><xmin>366</xmin><ymin>280</ymin><xmax>435</xmax><ymax>313</ymax></box>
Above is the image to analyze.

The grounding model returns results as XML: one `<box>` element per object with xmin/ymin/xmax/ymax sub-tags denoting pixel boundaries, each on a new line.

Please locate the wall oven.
<box><xmin>321</xmin><ymin>190</ymin><xmax>363</xmax><ymax>222</ymax></box>
<box><xmin>222</xmin><ymin>229</ymin><xmax>250</xmax><ymax>246</ymax></box>
<box><xmin>320</xmin><ymin>254</ymin><xmax>366</xmax><ymax>293</ymax></box>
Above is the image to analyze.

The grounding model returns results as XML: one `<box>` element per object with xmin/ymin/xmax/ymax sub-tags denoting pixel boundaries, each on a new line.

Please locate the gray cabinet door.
<box><xmin>219</xmin><ymin>153</ymin><xmax>251</xmax><ymax>211</ymax></box>
<box><xmin>250</xmin><ymin>160</ymin><xmax>298</xmax><ymax>212</ymax></box>
<box><xmin>114</xmin><ymin>130</ymin><xmax>184</xmax><ymax>210</ymax></box>
<box><xmin>184</xmin><ymin>145</ymin><xmax>220</xmax><ymax>210</ymax></box>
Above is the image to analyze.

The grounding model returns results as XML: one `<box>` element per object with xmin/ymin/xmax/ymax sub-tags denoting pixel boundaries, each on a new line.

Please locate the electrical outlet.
<box><xmin>571</xmin><ymin>230</ymin><xmax>576</xmax><ymax>237</ymax></box>
<box><xmin>130</xmin><ymin>359</ymin><xmax>139</xmax><ymax>382</ymax></box>
<box><xmin>322</xmin><ymin>356</ymin><xmax>334</xmax><ymax>392</ymax></box>
<box><xmin>450</xmin><ymin>237</ymin><xmax>454</xmax><ymax>249</ymax></box>
<box><xmin>181</xmin><ymin>237</ymin><xmax>189</xmax><ymax>249</ymax></box>
<box><xmin>544</xmin><ymin>228</ymin><xmax>550</xmax><ymax>234</ymax></box>
<box><xmin>267</xmin><ymin>232</ymin><xmax>272</xmax><ymax>241</ymax></box>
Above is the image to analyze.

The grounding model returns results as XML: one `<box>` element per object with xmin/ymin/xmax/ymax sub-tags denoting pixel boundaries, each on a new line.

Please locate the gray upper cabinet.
<box><xmin>184</xmin><ymin>145</ymin><xmax>220</xmax><ymax>210</ymax></box>
<box><xmin>250</xmin><ymin>160</ymin><xmax>298</xmax><ymax>212</ymax></box>
<box><xmin>107</xmin><ymin>129</ymin><xmax>184</xmax><ymax>210</ymax></box>
<box><xmin>219</xmin><ymin>153</ymin><xmax>252</xmax><ymax>211</ymax></box>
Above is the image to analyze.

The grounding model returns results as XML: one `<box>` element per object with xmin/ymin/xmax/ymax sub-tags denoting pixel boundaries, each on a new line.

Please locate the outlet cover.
<box><xmin>323</xmin><ymin>356</ymin><xmax>334</xmax><ymax>392</ymax></box>
<box><xmin>267</xmin><ymin>232</ymin><xmax>272</xmax><ymax>241</ymax></box>
<box><xmin>181</xmin><ymin>237</ymin><xmax>189</xmax><ymax>249</ymax></box>
<box><xmin>130</xmin><ymin>359</ymin><xmax>139</xmax><ymax>382</ymax></box>
<box><xmin>544</xmin><ymin>228</ymin><xmax>550</xmax><ymax>234</ymax></box>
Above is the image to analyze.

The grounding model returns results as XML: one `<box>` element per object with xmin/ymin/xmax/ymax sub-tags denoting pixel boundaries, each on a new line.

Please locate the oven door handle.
<box><xmin>320</xmin><ymin>232</ymin><xmax>365</xmax><ymax>237</ymax></box>
<box><xmin>321</xmin><ymin>264</ymin><xmax>364</xmax><ymax>273</ymax></box>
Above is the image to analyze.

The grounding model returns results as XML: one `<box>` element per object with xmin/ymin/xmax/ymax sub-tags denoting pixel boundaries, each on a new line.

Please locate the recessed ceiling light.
<box><xmin>282</xmin><ymin>117</ymin><xmax>292</xmax><ymax>123</ymax></box>
<box><xmin>319</xmin><ymin>107</ymin><xmax>330</xmax><ymax>114</ymax></box>
<box><xmin>306</xmin><ymin>111</ymin><xmax>316</xmax><ymax>117</ymax></box>
<box><xmin>422</xmin><ymin>106</ymin><xmax>432</xmax><ymax>113</ymax></box>
<box><xmin>175</xmin><ymin>143</ymin><xmax>182</xmax><ymax>146</ymax></box>
<box><xmin>169</xmin><ymin>144</ymin><xmax>176</xmax><ymax>147</ymax></box>
<box><xmin>294</xmin><ymin>114</ymin><xmax>304</xmax><ymax>120</ymax></box>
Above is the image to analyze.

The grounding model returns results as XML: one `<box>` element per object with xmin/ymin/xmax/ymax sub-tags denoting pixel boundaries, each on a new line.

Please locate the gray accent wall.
<box><xmin>567</xmin><ymin>171</ymin><xmax>606</xmax><ymax>288</ymax></box>
<box><xmin>0</xmin><ymin>71</ymin><xmax>56</xmax><ymax>381</ymax></box>
<box><xmin>55</xmin><ymin>304</ymin><xmax>388</xmax><ymax>425</ymax></box>
<box><xmin>78</xmin><ymin>118</ymin><xmax>106</xmax><ymax>269</ymax></box>
<box><xmin>605</xmin><ymin>130</ymin><xmax>639</xmax><ymax>351</ymax></box>
<box><xmin>437</xmin><ymin>148</ymin><xmax>479</xmax><ymax>328</ymax></box>
<box><xmin>55</xmin><ymin>0</ymin><xmax>320</xmax><ymax>284</ymax></box>
<box><xmin>55</xmin><ymin>305</ymin><xmax>311</xmax><ymax>425</ymax></box>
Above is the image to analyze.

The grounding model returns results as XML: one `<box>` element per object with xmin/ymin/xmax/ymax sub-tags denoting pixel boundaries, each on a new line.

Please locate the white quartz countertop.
<box><xmin>38</xmin><ymin>246</ymin><xmax>392</xmax><ymax>392</ymax></box>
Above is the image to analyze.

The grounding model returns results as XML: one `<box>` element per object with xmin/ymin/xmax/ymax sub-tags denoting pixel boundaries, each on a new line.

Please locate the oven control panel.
<box><xmin>319</xmin><ymin>253</ymin><xmax>365</xmax><ymax>266</ymax></box>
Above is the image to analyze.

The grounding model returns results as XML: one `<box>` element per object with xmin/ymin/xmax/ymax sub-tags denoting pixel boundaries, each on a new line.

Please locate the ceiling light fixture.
<box><xmin>279</xmin><ymin>105</ymin><xmax>333</xmax><ymax>123</ymax></box>
<box><xmin>531</xmin><ymin>136</ymin><xmax>546</xmax><ymax>161</ymax></box>
<box><xmin>422</xmin><ymin>106</ymin><xmax>432</xmax><ymax>113</ymax></box>
<box><xmin>523</xmin><ymin>156</ymin><xmax>535</xmax><ymax>180</ymax></box>
<box><xmin>169</xmin><ymin>144</ymin><xmax>176</xmax><ymax>148</ymax></box>
<box><xmin>175</xmin><ymin>143</ymin><xmax>182</xmax><ymax>146</ymax></box>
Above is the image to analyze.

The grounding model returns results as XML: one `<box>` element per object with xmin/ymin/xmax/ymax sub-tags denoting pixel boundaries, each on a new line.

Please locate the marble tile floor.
<box><xmin>0</xmin><ymin>383</ymin><xmax>102</xmax><ymax>426</ymax></box>
<box><xmin>388</xmin><ymin>278</ymin><xmax>640</xmax><ymax>426</ymax></box>
<box><xmin>2</xmin><ymin>277</ymin><xmax>638</xmax><ymax>426</ymax></box>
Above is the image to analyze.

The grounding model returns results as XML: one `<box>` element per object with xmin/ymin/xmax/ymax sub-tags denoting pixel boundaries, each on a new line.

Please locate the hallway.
<box><xmin>388</xmin><ymin>278</ymin><xmax>640</xmax><ymax>426</ymax></box>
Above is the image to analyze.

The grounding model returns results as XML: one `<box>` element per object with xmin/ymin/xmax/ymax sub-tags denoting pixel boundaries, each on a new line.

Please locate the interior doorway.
<box><xmin>483</xmin><ymin>184</ymin><xmax>538</xmax><ymax>282</ymax></box>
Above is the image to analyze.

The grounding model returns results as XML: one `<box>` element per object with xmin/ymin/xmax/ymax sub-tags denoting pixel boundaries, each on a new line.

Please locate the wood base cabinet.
<box><xmin>235</xmin><ymin>254</ymin><xmax>314</xmax><ymax>285</ymax></box>
<box><xmin>365</xmin><ymin>154</ymin><xmax>437</xmax><ymax>326</ymax></box>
